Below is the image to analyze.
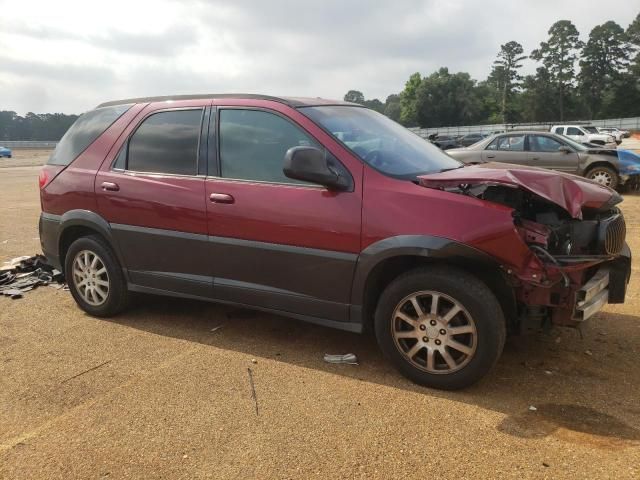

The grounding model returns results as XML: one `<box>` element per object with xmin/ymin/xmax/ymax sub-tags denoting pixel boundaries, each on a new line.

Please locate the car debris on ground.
<box><xmin>323</xmin><ymin>353</ymin><xmax>359</xmax><ymax>365</ymax></box>
<box><xmin>0</xmin><ymin>254</ymin><xmax>65</xmax><ymax>298</ymax></box>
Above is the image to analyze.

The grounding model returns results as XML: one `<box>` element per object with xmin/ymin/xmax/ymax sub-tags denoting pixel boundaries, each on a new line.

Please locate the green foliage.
<box><xmin>579</xmin><ymin>21</ymin><xmax>632</xmax><ymax>117</ymax></box>
<box><xmin>414</xmin><ymin>68</ymin><xmax>482</xmax><ymax>127</ymax></box>
<box><xmin>343</xmin><ymin>90</ymin><xmax>366</xmax><ymax>104</ymax></box>
<box><xmin>530</xmin><ymin>20</ymin><xmax>583</xmax><ymax>120</ymax></box>
<box><xmin>492</xmin><ymin>41</ymin><xmax>527</xmax><ymax>123</ymax></box>
<box><xmin>0</xmin><ymin>111</ymin><xmax>79</xmax><ymax>141</ymax></box>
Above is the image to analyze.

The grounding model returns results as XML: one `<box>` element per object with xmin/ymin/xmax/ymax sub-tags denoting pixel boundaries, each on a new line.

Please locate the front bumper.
<box><xmin>569</xmin><ymin>244</ymin><xmax>631</xmax><ymax>323</ymax></box>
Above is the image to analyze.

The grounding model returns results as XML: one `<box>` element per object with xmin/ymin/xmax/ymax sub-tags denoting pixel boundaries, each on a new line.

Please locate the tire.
<box><xmin>64</xmin><ymin>235</ymin><xmax>129</xmax><ymax>317</ymax></box>
<box><xmin>374</xmin><ymin>266</ymin><xmax>506</xmax><ymax>390</ymax></box>
<box><xmin>586</xmin><ymin>165</ymin><xmax>618</xmax><ymax>189</ymax></box>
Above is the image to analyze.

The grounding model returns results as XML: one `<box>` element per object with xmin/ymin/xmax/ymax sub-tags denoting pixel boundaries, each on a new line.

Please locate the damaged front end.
<box><xmin>419</xmin><ymin>163</ymin><xmax>632</xmax><ymax>329</ymax></box>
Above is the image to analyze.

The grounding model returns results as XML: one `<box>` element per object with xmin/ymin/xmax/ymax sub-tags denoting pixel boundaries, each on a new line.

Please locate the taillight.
<box><xmin>38</xmin><ymin>168</ymin><xmax>48</xmax><ymax>189</ymax></box>
<box><xmin>38</xmin><ymin>165</ymin><xmax>64</xmax><ymax>189</ymax></box>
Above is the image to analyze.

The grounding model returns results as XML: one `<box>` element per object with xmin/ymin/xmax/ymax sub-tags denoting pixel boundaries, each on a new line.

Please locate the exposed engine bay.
<box><xmin>417</xmin><ymin>163</ymin><xmax>631</xmax><ymax>329</ymax></box>
<box><xmin>470</xmin><ymin>184</ymin><xmax>626</xmax><ymax>259</ymax></box>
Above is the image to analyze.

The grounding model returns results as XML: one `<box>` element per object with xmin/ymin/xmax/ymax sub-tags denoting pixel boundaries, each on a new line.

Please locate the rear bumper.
<box><xmin>39</xmin><ymin>212</ymin><xmax>62</xmax><ymax>270</ymax></box>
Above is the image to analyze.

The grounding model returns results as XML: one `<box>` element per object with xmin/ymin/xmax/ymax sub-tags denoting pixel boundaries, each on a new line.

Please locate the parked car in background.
<box><xmin>447</xmin><ymin>131</ymin><xmax>640</xmax><ymax>189</ymax></box>
<box><xmin>38</xmin><ymin>95</ymin><xmax>631</xmax><ymax>390</ymax></box>
<box><xmin>0</xmin><ymin>146</ymin><xmax>12</xmax><ymax>158</ymax></box>
<box><xmin>551</xmin><ymin>125</ymin><xmax>616</xmax><ymax>148</ymax></box>
<box><xmin>427</xmin><ymin>134</ymin><xmax>460</xmax><ymax>150</ymax></box>
<box><xmin>598</xmin><ymin>127</ymin><xmax>628</xmax><ymax>143</ymax></box>
<box><xmin>458</xmin><ymin>132</ymin><xmax>488</xmax><ymax>147</ymax></box>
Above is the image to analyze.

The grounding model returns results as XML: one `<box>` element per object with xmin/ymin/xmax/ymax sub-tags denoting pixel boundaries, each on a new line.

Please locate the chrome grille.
<box><xmin>602</xmin><ymin>214</ymin><xmax>626</xmax><ymax>255</ymax></box>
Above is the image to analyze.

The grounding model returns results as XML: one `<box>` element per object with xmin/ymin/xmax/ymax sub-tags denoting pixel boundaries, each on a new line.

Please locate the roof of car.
<box><xmin>97</xmin><ymin>94</ymin><xmax>358</xmax><ymax>109</ymax></box>
<box><xmin>498</xmin><ymin>130</ymin><xmax>559</xmax><ymax>135</ymax></box>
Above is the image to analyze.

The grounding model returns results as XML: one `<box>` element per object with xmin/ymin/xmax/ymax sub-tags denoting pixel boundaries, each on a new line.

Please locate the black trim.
<box><xmin>349</xmin><ymin>235</ymin><xmax>508</xmax><ymax>325</ymax></box>
<box><xmin>198</xmin><ymin>106</ymin><xmax>211</xmax><ymax>176</ymax></box>
<box><xmin>128</xmin><ymin>282</ymin><xmax>362</xmax><ymax>333</ymax></box>
<box><xmin>208</xmin><ymin>106</ymin><xmax>219</xmax><ymax>177</ymax></box>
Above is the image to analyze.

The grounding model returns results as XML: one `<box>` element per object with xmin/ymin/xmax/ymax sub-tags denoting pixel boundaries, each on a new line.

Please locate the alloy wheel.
<box><xmin>391</xmin><ymin>290</ymin><xmax>477</xmax><ymax>374</ymax></box>
<box><xmin>72</xmin><ymin>250</ymin><xmax>110</xmax><ymax>306</ymax></box>
<box><xmin>589</xmin><ymin>170</ymin><xmax>613</xmax><ymax>187</ymax></box>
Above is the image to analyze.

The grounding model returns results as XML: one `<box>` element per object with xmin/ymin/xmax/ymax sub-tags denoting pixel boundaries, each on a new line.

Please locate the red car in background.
<box><xmin>39</xmin><ymin>94</ymin><xmax>631</xmax><ymax>389</ymax></box>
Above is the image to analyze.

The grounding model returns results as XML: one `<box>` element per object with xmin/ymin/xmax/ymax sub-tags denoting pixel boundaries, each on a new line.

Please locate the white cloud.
<box><xmin>0</xmin><ymin>0</ymin><xmax>637</xmax><ymax>114</ymax></box>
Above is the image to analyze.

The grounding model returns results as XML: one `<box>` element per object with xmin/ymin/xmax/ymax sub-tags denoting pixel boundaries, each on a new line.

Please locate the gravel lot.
<box><xmin>1</xmin><ymin>150</ymin><xmax>640</xmax><ymax>479</ymax></box>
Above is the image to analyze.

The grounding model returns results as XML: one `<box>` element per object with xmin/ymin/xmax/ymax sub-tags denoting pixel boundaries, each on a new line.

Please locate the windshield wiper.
<box><xmin>437</xmin><ymin>164</ymin><xmax>466</xmax><ymax>173</ymax></box>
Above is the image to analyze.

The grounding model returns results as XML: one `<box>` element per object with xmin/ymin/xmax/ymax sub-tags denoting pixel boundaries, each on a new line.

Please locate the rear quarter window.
<box><xmin>48</xmin><ymin>104</ymin><xmax>132</xmax><ymax>166</ymax></box>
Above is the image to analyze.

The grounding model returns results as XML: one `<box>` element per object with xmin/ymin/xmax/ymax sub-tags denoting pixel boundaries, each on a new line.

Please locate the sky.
<box><xmin>0</xmin><ymin>0</ymin><xmax>638</xmax><ymax>115</ymax></box>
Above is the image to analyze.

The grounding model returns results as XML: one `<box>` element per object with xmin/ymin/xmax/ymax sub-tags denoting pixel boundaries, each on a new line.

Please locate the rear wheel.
<box><xmin>586</xmin><ymin>165</ymin><xmax>618</xmax><ymax>189</ymax></box>
<box><xmin>65</xmin><ymin>235</ymin><xmax>129</xmax><ymax>317</ymax></box>
<box><xmin>374</xmin><ymin>266</ymin><xmax>505</xmax><ymax>390</ymax></box>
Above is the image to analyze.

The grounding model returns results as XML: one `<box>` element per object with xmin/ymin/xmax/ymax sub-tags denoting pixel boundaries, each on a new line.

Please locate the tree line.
<box><xmin>345</xmin><ymin>13</ymin><xmax>640</xmax><ymax>128</ymax></box>
<box><xmin>0</xmin><ymin>111</ymin><xmax>79</xmax><ymax>141</ymax></box>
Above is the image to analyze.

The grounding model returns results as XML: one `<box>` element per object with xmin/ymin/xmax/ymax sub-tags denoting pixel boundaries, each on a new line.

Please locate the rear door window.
<box><xmin>48</xmin><ymin>104</ymin><xmax>132</xmax><ymax>165</ymax></box>
<box><xmin>566</xmin><ymin>127</ymin><xmax>582</xmax><ymax>136</ymax></box>
<box><xmin>126</xmin><ymin>109</ymin><xmax>203</xmax><ymax>175</ymax></box>
<box><xmin>553</xmin><ymin>127</ymin><xmax>564</xmax><ymax>135</ymax></box>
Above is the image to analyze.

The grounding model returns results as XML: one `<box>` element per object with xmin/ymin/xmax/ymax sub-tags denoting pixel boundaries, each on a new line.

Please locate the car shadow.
<box><xmin>101</xmin><ymin>294</ymin><xmax>640</xmax><ymax>449</ymax></box>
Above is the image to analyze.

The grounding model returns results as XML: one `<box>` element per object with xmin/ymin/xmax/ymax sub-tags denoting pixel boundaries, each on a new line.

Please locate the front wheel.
<box><xmin>586</xmin><ymin>166</ymin><xmax>618</xmax><ymax>189</ymax></box>
<box><xmin>374</xmin><ymin>266</ymin><xmax>505</xmax><ymax>390</ymax></box>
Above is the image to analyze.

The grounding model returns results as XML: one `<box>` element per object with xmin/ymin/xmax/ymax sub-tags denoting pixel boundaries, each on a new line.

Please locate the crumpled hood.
<box><xmin>418</xmin><ymin>162</ymin><xmax>620</xmax><ymax>219</ymax></box>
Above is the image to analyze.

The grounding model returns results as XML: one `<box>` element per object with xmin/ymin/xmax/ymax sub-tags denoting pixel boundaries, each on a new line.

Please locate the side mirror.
<box><xmin>558</xmin><ymin>146</ymin><xmax>572</xmax><ymax>154</ymax></box>
<box><xmin>283</xmin><ymin>146</ymin><xmax>351</xmax><ymax>191</ymax></box>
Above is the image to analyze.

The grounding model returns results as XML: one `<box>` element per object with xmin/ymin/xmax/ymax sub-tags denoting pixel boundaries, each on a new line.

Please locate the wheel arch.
<box><xmin>351</xmin><ymin>236</ymin><xmax>517</xmax><ymax>333</ymax></box>
<box><xmin>58</xmin><ymin>210</ymin><xmax>122</xmax><ymax>273</ymax></box>
<box><xmin>585</xmin><ymin>161</ymin><xmax>618</xmax><ymax>175</ymax></box>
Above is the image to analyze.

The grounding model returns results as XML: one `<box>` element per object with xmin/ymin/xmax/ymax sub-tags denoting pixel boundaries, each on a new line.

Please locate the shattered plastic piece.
<box><xmin>584</xmin><ymin>349</ymin><xmax>593</xmax><ymax>356</ymax></box>
<box><xmin>210</xmin><ymin>325</ymin><xmax>224</xmax><ymax>333</ymax></box>
<box><xmin>528</xmin><ymin>405</ymin><xmax>538</xmax><ymax>412</ymax></box>
<box><xmin>0</xmin><ymin>254</ymin><xmax>66</xmax><ymax>298</ymax></box>
<box><xmin>323</xmin><ymin>353</ymin><xmax>359</xmax><ymax>365</ymax></box>
<box><xmin>2</xmin><ymin>289</ymin><xmax>24</xmax><ymax>299</ymax></box>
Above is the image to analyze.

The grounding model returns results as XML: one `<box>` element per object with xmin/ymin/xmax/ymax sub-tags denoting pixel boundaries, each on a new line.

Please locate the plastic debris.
<box><xmin>323</xmin><ymin>353</ymin><xmax>359</xmax><ymax>365</ymax></box>
<box><xmin>529</xmin><ymin>405</ymin><xmax>538</xmax><ymax>411</ymax></box>
<box><xmin>210</xmin><ymin>325</ymin><xmax>224</xmax><ymax>333</ymax></box>
<box><xmin>0</xmin><ymin>254</ymin><xmax>65</xmax><ymax>298</ymax></box>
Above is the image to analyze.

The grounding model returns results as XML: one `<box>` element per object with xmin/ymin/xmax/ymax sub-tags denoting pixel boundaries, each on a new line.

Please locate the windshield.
<box><xmin>300</xmin><ymin>106</ymin><xmax>462</xmax><ymax>178</ymax></box>
<box><xmin>584</xmin><ymin>126</ymin><xmax>599</xmax><ymax>133</ymax></box>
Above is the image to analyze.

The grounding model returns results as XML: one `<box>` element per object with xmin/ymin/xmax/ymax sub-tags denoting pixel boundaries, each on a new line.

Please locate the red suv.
<box><xmin>39</xmin><ymin>95</ymin><xmax>631</xmax><ymax>389</ymax></box>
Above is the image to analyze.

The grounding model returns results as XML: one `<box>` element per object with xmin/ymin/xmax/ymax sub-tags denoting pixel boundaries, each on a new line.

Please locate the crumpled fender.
<box><xmin>418</xmin><ymin>162</ymin><xmax>618</xmax><ymax>219</ymax></box>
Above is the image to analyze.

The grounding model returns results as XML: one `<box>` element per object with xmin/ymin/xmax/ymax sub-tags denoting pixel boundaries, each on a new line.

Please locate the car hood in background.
<box><xmin>418</xmin><ymin>162</ymin><xmax>620</xmax><ymax>219</ymax></box>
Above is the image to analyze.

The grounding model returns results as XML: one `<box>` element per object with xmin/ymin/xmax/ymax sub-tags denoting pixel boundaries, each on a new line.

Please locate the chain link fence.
<box><xmin>408</xmin><ymin>117</ymin><xmax>640</xmax><ymax>138</ymax></box>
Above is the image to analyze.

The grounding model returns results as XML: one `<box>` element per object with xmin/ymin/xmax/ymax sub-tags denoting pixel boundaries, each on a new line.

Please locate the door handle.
<box><xmin>486</xmin><ymin>155</ymin><xmax>495</xmax><ymax>159</ymax></box>
<box><xmin>531</xmin><ymin>157</ymin><xmax>539</xmax><ymax>160</ymax></box>
<box><xmin>209</xmin><ymin>193</ymin><xmax>235</xmax><ymax>204</ymax></box>
<box><xmin>101</xmin><ymin>181</ymin><xmax>119</xmax><ymax>192</ymax></box>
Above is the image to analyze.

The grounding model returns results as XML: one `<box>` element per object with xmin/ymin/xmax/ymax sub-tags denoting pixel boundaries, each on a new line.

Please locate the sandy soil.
<box><xmin>1</xmin><ymin>162</ymin><xmax>639</xmax><ymax>479</ymax></box>
<box><xmin>0</xmin><ymin>148</ymin><xmax>54</xmax><ymax>168</ymax></box>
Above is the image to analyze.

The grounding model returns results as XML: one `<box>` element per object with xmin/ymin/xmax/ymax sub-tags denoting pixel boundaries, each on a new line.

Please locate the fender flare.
<box><xmin>349</xmin><ymin>235</ymin><xmax>515</xmax><ymax>326</ymax></box>
<box><xmin>56</xmin><ymin>209</ymin><xmax>125</xmax><ymax>269</ymax></box>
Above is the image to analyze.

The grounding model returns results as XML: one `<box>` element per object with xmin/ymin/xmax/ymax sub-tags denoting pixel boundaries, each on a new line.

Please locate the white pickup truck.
<box><xmin>551</xmin><ymin>125</ymin><xmax>617</xmax><ymax>148</ymax></box>
<box><xmin>598</xmin><ymin>127</ymin><xmax>629</xmax><ymax>144</ymax></box>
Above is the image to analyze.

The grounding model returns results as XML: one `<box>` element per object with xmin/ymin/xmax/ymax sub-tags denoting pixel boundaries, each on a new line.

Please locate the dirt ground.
<box><xmin>1</xmin><ymin>155</ymin><xmax>639</xmax><ymax>479</ymax></box>
<box><xmin>0</xmin><ymin>148</ymin><xmax>54</xmax><ymax>169</ymax></box>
